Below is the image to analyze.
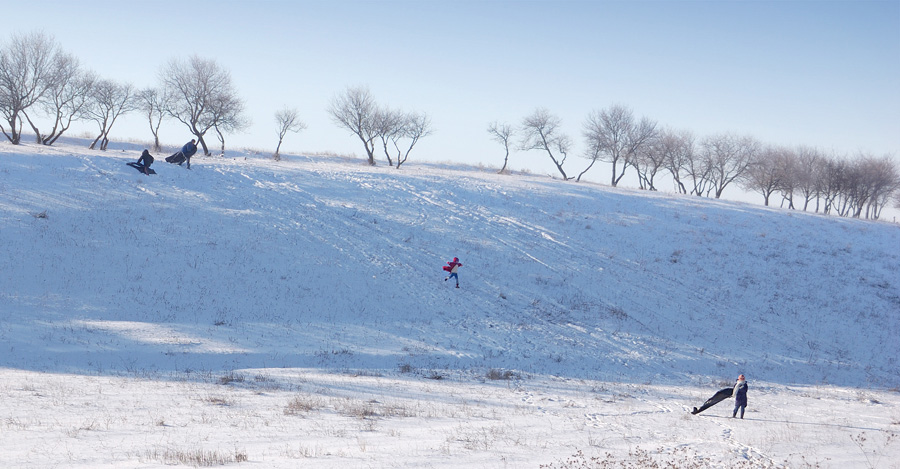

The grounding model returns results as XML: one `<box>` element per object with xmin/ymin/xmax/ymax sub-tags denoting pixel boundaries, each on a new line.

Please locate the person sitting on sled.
<box><xmin>135</xmin><ymin>149</ymin><xmax>154</xmax><ymax>175</ymax></box>
<box><xmin>165</xmin><ymin>139</ymin><xmax>198</xmax><ymax>169</ymax></box>
<box><xmin>443</xmin><ymin>257</ymin><xmax>462</xmax><ymax>288</ymax></box>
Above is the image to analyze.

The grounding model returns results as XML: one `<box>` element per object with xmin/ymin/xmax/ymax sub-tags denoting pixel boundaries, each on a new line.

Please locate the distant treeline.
<box><xmin>491</xmin><ymin>106</ymin><xmax>898</xmax><ymax>220</ymax></box>
<box><xmin>2</xmin><ymin>32</ymin><xmax>896</xmax><ymax>220</ymax></box>
<box><xmin>0</xmin><ymin>32</ymin><xmax>250</xmax><ymax>157</ymax></box>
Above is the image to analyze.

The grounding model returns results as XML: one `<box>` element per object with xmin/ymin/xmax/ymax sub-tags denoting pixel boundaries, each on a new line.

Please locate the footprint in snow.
<box><xmin>584</xmin><ymin>413</ymin><xmax>603</xmax><ymax>428</ymax></box>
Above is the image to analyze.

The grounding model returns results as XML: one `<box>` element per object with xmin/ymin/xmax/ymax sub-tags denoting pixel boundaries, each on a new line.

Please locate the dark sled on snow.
<box><xmin>165</xmin><ymin>152</ymin><xmax>186</xmax><ymax>164</ymax></box>
<box><xmin>127</xmin><ymin>162</ymin><xmax>156</xmax><ymax>175</ymax></box>
<box><xmin>691</xmin><ymin>387</ymin><xmax>733</xmax><ymax>415</ymax></box>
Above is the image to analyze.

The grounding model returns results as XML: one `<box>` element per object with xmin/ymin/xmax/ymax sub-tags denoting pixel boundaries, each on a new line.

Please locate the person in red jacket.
<box><xmin>443</xmin><ymin>257</ymin><xmax>462</xmax><ymax>288</ymax></box>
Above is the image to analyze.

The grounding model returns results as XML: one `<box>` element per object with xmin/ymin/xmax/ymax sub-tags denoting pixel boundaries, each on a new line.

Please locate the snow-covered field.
<box><xmin>1</xmin><ymin>138</ymin><xmax>899</xmax><ymax>468</ymax></box>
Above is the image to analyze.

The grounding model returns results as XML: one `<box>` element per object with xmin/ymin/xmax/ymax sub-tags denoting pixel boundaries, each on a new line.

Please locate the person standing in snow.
<box><xmin>732</xmin><ymin>374</ymin><xmax>748</xmax><ymax>418</ymax></box>
<box><xmin>443</xmin><ymin>257</ymin><xmax>462</xmax><ymax>288</ymax></box>
<box><xmin>165</xmin><ymin>139</ymin><xmax>198</xmax><ymax>169</ymax></box>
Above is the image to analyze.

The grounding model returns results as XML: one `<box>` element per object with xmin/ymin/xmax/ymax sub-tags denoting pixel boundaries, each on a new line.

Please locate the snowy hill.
<box><xmin>1</xmin><ymin>139</ymin><xmax>899</xmax><ymax>468</ymax></box>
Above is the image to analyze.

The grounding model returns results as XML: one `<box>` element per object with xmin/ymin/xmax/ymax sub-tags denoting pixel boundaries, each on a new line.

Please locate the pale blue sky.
<box><xmin>7</xmin><ymin>0</ymin><xmax>899</xmax><ymax>183</ymax></box>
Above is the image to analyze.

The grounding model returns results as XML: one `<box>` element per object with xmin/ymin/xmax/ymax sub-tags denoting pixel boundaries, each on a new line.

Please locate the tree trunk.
<box><xmin>215</xmin><ymin>126</ymin><xmax>226</xmax><ymax>156</ymax></box>
<box><xmin>21</xmin><ymin>111</ymin><xmax>42</xmax><ymax>143</ymax></box>
<box><xmin>10</xmin><ymin>118</ymin><xmax>22</xmax><ymax>144</ymax></box>
<box><xmin>197</xmin><ymin>136</ymin><xmax>210</xmax><ymax>156</ymax></box>
<box><xmin>611</xmin><ymin>159</ymin><xmax>629</xmax><ymax>187</ymax></box>
<box><xmin>576</xmin><ymin>158</ymin><xmax>597</xmax><ymax>182</ymax></box>
<box><xmin>380</xmin><ymin>137</ymin><xmax>394</xmax><ymax>167</ymax></box>
<box><xmin>2</xmin><ymin>118</ymin><xmax>22</xmax><ymax>144</ymax></box>
<box><xmin>275</xmin><ymin>138</ymin><xmax>283</xmax><ymax>160</ymax></box>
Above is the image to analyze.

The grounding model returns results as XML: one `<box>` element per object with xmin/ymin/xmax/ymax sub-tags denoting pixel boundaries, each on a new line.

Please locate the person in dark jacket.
<box><xmin>165</xmin><ymin>139</ymin><xmax>198</xmax><ymax>169</ymax></box>
<box><xmin>732</xmin><ymin>374</ymin><xmax>749</xmax><ymax>418</ymax></box>
<box><xmin>135</xmin><ymin>149</ymin><xmax>154</xmax><ymax>175</ymax></box>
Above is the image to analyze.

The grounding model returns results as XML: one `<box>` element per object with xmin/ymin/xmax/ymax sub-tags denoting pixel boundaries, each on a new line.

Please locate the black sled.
<box><xmin>691</xmin><ymin>387</ymin><xmax>733</xmax><ymax>415</ymax></box>
<box><xmin>165</xmin><ymin>152</ymin><xmax>186</xmax><ymax>164</ymax></box>
<box><xmin>127</xmin><ymin>162</ymin><xmax>156</xmax><ymax>175</ymax></box>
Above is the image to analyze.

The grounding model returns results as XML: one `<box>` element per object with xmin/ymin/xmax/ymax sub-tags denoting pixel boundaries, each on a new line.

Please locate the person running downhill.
<box><xmin>443</xmin><ymin>257</ymin><xmax>462</xmax><ymax>288</ymax></box>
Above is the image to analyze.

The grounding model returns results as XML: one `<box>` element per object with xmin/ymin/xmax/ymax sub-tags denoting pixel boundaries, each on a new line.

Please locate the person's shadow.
<box><xmin>704</xmin><ymin>415</ymin><xmax>881</xmax><ymax>432</ymax></box>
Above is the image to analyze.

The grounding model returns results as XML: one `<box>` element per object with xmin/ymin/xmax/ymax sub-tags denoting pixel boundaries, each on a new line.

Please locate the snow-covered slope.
<box><xmin>1</xmin><ymin>139</ymin><xmax>898</xmax><ymax>468</ymax></box>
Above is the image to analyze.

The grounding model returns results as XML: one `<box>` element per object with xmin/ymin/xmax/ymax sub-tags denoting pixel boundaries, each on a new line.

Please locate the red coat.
<box><xmin>442</xmin><ymin>258</ymin><xmax>462</xmax><ymax>272</ymax></box>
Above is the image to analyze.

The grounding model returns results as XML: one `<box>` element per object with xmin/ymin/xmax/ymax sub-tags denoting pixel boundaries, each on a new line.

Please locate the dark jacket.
<box><xmin>137</xmin><ymin>149</ymin><xmax>154</xmax><ymax>167</ymax></box>
<box><xmin>733</xmin><ymin>380</ymin><xmax>749</xmax><ymax>406</ymax></box>
<box><xmin>182</xmin><ymin>141</ymin><xmax>198</xmax><ymax>158</ymax></box>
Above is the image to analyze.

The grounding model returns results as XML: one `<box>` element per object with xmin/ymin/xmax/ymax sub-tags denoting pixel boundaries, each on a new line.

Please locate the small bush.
<box><xmin>486</xmin><ymin>369</ymin><xmax>517</xmax><ymax>380</ymax></box>
<box><xmin>284</xmin><ymin>395</ymin><xmax>320</xmax><ymax>415</ymax></box>
<box><xmin>143</xmin><ymin>447</ymin><xmax>248</xmax><ymax>466</ymax></box>
<box><xmin>218</xmin><ymin>372</ymin><xmax>245</xmax><ymax>385</ymax></box>
<box><xmin>607</xmin><ymin>306</ymin><xmax>627</xmax><ymax>320</ymax></box>
<box><xmin>203</xmin><ymin>396</ymin><xmax>231</xmax><ymax>406</ymax></box>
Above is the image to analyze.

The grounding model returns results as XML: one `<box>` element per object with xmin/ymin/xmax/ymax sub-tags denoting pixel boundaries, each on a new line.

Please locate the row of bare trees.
<box><xmin>0</xmin><ymin>32</ymin><xmax>248</xmax><ymax>155</ymax></box>
<box><xmin>0</xmin><ymin>31</ymin><xmax>118</xmax><ymax>148</ymax></box>
<box><xmin>489</xmin><ymin>105</ymin><xmax>899</xmax><ymax>219</ymax></box>
<box><xmin>328</xmin><ymin>86</ymin><xmax>433</xmax><ymax>168</ymax></box>
<box><xmin>1</xmin><ymin>33</ymin><xmax>425</xmax><ymax>165</ymax></box>
<box><xmin>742</xmin><ymin>146</ymin><xmax>899</xmax><ymax>219</ymax></box>
<box><xmin>2</xmin><ymin>33</ymin><xmax>895</xmax><ymax>216</ymax></box>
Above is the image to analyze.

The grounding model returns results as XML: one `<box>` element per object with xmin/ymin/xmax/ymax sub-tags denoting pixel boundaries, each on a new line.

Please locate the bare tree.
<box><xmin>29</xmin><ymin>54</ymin><xmax>96</xmax><ymax>146</ymax></box>
<box><xmin>373</xmin><ymin>106</ymin><xmax>405</xmax><ymax>166</ymax></box>
<box><xmin>328</xmin><ymin>85</ymin><xmax>378</xmax><ymax>165</ymax></box>
<box><xmin>394</xmin><ymin>111</ymin><xmax>432</xmax><ymax>169</ymax></box>
<box><xmin>867</xmin><ymin>157</ymin><xmax>900</xmax><ymax>219</ymax></box>
<box><xmin>274</xmin><ymin>107</ymin><xmax>306</xmax><ymax>160</ymax></box>
<box><xmin>850</xmin><ymin>155</ymin><xmax>899</xmax><ymax>219</ymax></box>
<box><xmin>683</xmin><ymin>142</ymin><xmax>715</xmax><ymax>196</ymax></box>
<box><xmin>775</xmin><ymin>147</ymin><xmax>801</xmax><ymax>209</ymax></box>
<box><xmin>812</xmin><ymin>152</ymin><xmax>899</xmax><ymax>219</ymax></box>
<box><xmin>742</xmin><ymin>145</ymin><xmax>788</xmax><ymax>206</ymax></box>
<box><xmin>136</xmin><ymin>87</ymin><xmax>171</xmax><ymax>152</ymax></box>
<box><xmin>21</xmin><ymin>50</ymin><xmax>71</xmax><ymax>144</ymax></box>
<box><xmin>837</xmin><ymin>158</ymin><xmax>868</xmax><ymax>217</ymax></box>
<box><xmin>633</xmin><ymin>133</ymin><xmax>666</xmax><ymax>190</ymax></box>
<box><xmin>85</xmin><ymin>78</ymin><xmax>136</xmax><ymax>150</ymax></box>
<box><xmin>702</xmin><ymin>133</ymin><xmax>761</xmax><ymax>198</ymax></box>
<box><xmin>520</xmin><ymin>108</ymin><xmax>570</xmax><ymax>180</ymax></box>
<box><xmin>658</xmin><ymin>128</ymin><xmax>695</xmax><ymax>194</ymax></box>
<box><xmin>487</xmin><ymin>121</ymin><xmax>515</xmax><ymax>174</ymax></box>
<box><xmin>0</xmin><ymin>32</ymin><xmax>61</xmax><ymax>144</ymax></box>
<box><xmin>794</xmin><ymin>145</ymin><xmax>823</xmax><ymax>211</ymax></box>
<box><xmin>819</xmin><ymin>155</ymin><xmax>847</xmax><ymax>215</ymax></box>
<box><xmin>894</xmin><ymin>186</ymin><xmax>900</xmax><ymax>215</ymax></box>
<box><xmin>162</xmin><ymin>55</ymin><xmax>243</xmax><ymax>156</ymax></box>
<box><xmin>581</xmin><ymin>104</ymin><xmax>657</xmax><ymax>186</ymax></box>
<box><xmin>208</xmin><ymin>91</ymin><xmax>248</xmax><ymax>156</ymax></box>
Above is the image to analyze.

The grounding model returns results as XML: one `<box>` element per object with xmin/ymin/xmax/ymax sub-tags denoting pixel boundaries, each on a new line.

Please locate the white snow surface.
<box><xmin>1</xmin><ymin>138</ymin><xmax>899</xmax><ymax>468</ymax></box>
